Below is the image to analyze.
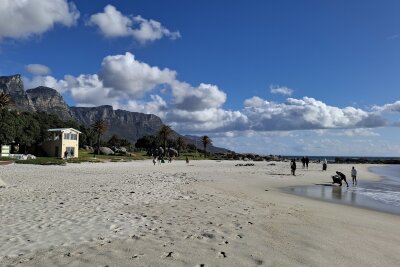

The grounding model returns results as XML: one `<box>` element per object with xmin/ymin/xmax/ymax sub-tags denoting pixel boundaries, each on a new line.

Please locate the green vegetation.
<box><xmin>91</xmin><ymin>119</ymin><xmax>108</xmax><ymax>156</ymax></box>
<box><xmin>201</xmin><ymin>135</ymin><xmax>213</xmax><ymax>158</ymax></box>
<box><xmin>158</xmin><ymin>125</ymin><xmax>173</xmax><ymax>152</ymax></box>
<box><xmin>15</xmin><ymin>157</ymin><xmax>66</xmax><ymax>165</ymax></box>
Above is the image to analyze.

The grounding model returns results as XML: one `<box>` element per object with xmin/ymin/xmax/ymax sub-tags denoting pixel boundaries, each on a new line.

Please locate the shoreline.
<box><xmin>281</xmin><ymin>164</ymin><xmax>400</xmax><ymax>216</ymax></box>
<box><xmin>1</xmin><ymin>160</ymin><xmax>399</xmax><ymax>266</ymax></box>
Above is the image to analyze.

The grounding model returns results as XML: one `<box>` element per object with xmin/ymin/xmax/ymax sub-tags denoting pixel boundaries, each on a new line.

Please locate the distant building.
<box><xmin>42</xmin><ymin>128</ymin><xmax>81</xmax><ymax>158</ymax></box>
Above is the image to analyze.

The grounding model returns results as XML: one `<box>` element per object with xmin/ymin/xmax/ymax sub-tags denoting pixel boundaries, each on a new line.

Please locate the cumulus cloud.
<box><xmin>65</xmin><ymin>74</ymin><xmax>117</xmax><ymax>107</ymax></box>
<box><xmin>171</xmin><ymin>81</ymin><xmax>227</xmax><ymax>111</ymax></box>
<box><xmin>243</xmin><ymin>96</ymin><xmax>386</xmax><ymax>131</ymax></box>
<box><xmin>99</xmin><ymin>52</ymin><xmax>176</xmax><ymax>98</ymax></box>
<box><xmin>270</xmin><ymin>85</ymin><xmax>293</xmax><ymax>96</ymax></box>
<box><xmin>373</xmin><ymin>100</ymin><xmax>400</xmax><ymax>113</ymax></box>
<box><xmin>25</xmin><ymin>52</ymin><xmax>393</xmax><ymax>136</ymax></box>
<box><xmin>0</xmin><ymin>0</ymin><xmax>79</xmax><ymax>40</ymax></box>
<box><xmin>24</xmin><ymin>75</ymin><xmax>68</xmax><ymax>93</ymax></box>
<box><xmin>25</xmin><ymin>64</ymin><xmax>51</xmax><ymax>75</ymax></box>
<box><xmin>166</xmin><ymin>108</ymin><xmax>248</xmax><ymax>133</ymax></box>
<box><xmin>88</xmin><ymin>5</ymin><xmax>180</xmax><ymax>44</ymax></box>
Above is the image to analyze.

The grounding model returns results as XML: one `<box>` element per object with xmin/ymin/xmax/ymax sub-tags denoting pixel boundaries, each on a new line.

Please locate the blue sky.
<box><xmin>0</xmin><ymin>0</ymin><xmax>399</xmax><ymax>156</ymax></box>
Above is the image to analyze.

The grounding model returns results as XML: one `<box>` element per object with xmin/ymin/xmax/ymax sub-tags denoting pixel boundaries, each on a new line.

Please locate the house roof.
<box><xmin>48</xmin><ymin>128</ymin><xmax>82</xmax><ymax>134</ymax></box>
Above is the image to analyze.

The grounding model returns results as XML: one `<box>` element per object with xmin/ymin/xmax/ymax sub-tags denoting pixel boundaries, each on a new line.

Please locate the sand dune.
<box><xmin>1</xmin><ymin>160</ymin><xmax>399</xmax><ymax>266</ymax></box>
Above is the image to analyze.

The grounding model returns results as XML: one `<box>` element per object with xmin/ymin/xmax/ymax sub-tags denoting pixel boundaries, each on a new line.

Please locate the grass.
<box><xmin>78</xmin><ymin>150</ymin><xmax>149</xmax><ymax>161</ymax></box>
<box><xmin>12</xmin><ymin>150</ymin><xmax>216</xmax><ymax>165</ymax></box>
<box><xmin>15</xmin><ymin>157</ymin><xmax>66</xmax><ymax>165</ymax></box>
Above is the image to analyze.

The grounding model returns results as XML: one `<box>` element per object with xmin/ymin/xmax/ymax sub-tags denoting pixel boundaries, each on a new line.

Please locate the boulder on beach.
<box><xmin>99</xmin><ymin>147</ymin><xmax>114</xmax><ymax>155</ymax></box>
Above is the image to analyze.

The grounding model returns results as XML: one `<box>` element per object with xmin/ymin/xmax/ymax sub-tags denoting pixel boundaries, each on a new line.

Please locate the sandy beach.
<box><xmin>1</xmin><ymin>160</ymin><xmax>399</xmax><ymax>266</ymax></box>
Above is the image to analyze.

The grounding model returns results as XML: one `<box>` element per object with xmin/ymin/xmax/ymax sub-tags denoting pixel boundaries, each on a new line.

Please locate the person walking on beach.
<box><xmin>351</xmin><ymin>166</ymin><xmax>357</xmax><ymax>186</ymax></box>
<box><xmin>305</xmin><ymin>157</ymin><xmax>309</xmax><ymax>169</ymax></box>
<box><xmin>301</xmin><ymin>157</ymin><xmax>306</xmax><ymax>168</ymax></box>
<box><xmin>185</xmin><ymin>155</ymin><xmax>189</xmax><ymax>164</ymax></box>
<box><xmin>290</xmin><ymin>159</ymin><xmax>297</xmax><ymax>176</ymax></box>
<box><xmin>322</xmin><ymin>158</ymin><xmax>328</xmax><ymax>171</ymax></box>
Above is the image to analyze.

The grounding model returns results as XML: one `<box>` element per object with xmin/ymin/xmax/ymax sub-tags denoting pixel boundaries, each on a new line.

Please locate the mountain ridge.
<box><xmin>0</xmin><ymin>74</ymin><xmax>232</xmax><ymax>153</ymax></box>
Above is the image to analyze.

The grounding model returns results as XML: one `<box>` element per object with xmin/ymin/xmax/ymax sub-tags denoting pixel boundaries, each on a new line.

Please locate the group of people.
<box><xmin>152</xmin><ymin>155</ymin><xmax>190</xmax><ymax>165</ymax></box>
<box><xmin>332</xmin><ymin>167</ymin><xmax>358</xmax><ymax>187</ymax></box>
<box><xmin>289</xmin><ymin>158</ymin><xmax>358</xmax><ymax>187</ymax></box>
<box><xmin>301</xmin><ymin>156</ymin><xmax>310</xmax><ymax>169</ymax></box>
<box><xmin>290</xmin><ymin>156</ymin><xmax>311</xmax><ymax>175</ymax></box>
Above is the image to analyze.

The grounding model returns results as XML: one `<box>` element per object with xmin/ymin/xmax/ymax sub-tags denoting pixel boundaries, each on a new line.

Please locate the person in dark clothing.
<box><xmin>290</xmin><ymin>160</ymin><xmax>297</xmax><ymax>176</ymax></box>
<box><xmin>332</xmin><ymin>171</ymin><xmax>349</xmax><ymax>187</ymax></box>
<box><xmin>305</xmin><ymin>157</ymin><xmax>309</xmax><ymax>169</ymax></box>
<box><xmin>301</xmin><ymin>157</ymin><xmax>305</xmax><ymax>168</ymax></box>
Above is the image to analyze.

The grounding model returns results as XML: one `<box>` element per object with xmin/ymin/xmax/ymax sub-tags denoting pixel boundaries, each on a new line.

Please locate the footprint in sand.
<box><xmin>163</xmin><ymin>251</ymin><xmax>175</xmax><ymax>258</ymax></box>
<box><xmin>218</xmin><ymin>251</ymin><xmax>227</xmax><ymax>258</ymax></box>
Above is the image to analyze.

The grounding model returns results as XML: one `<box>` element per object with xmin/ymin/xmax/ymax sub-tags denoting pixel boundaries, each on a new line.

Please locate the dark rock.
<box><xmin>0</xmin><ymin>74</ymin><xmax>35</xmax><ymax>111</ymax></box>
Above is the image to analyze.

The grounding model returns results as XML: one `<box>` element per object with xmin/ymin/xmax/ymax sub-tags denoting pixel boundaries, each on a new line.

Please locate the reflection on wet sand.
<box><xmin>287</xmin><ymin>182</ymin><xmax>399</xmax><ymax>215</ymax></box>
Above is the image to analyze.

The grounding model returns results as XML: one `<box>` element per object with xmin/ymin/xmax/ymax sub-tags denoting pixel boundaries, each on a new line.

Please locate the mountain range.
<box><xmin>0</xmin><ymin>74</ymin><xmax>232</xmax><ymax>153</ymax></box>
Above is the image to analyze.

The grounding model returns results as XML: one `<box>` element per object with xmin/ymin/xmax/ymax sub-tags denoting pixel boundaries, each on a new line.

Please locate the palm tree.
<box><xmin>158</xmin><ymin>125</ymin><xmax>172</xmax><ymax>152</ymax></box>
<box><xmin>201</xmin><ymin>135</ymin><xmax>212</xmax><ymax>158</ymax></box>
<box><xmin>176</xmin><ymin>136</ymin><xmax>186</xmax><ymax>156</ymax></box>
<box><xmin>0</xmin><ymin>92</ymin><xmax>12</xmax><ymax>109</ymax></box>
<box><xmin>91</xmin><ymin>119</ymin><xmax>108</xmax><ymax>156</ymax></box>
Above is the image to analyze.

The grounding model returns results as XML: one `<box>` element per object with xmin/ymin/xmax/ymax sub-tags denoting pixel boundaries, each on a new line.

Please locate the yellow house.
<box><xmin>42</xmin><ymin>128</ymin><xmax>81</xmax><ymax>158</ymax></box>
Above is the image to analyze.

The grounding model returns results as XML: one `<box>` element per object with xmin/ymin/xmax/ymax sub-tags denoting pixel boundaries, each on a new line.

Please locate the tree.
<box><xmin>158</xmin><ymin>125</ymin><xmax>172</xmax><ymax>152</ymax></box>
<box><xmin>135</xmin><ymin>135</ymin><xmax>159</xmax><ymax>153</ymax></box>
<box><xmin>201</xmin><ymin>135</ymin><xmax>212</xmax><ymax>158</ymax></box>
<box><xmin>0</xmin><ymin>109</ymin><xmax>18</xmax><ymax>145</ymax></box>
<box><xmin>176</xmin><ymin>136</ymin><xmax>186</xmax><ymax>155</ymax></box>
<box><xmin>91</xmin><ymin>119</ymin><xmax>108</xmax><ymax>155</ymax></box>
<box><xmin>0</xmin><ymin>92</ymin><xmax>12</xmax><ymax>109</ymax></box>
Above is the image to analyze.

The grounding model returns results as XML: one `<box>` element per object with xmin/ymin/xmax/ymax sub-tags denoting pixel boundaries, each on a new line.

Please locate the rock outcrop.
<box><xmin>0</xmin><ymin>74</ymin><xmax>234</xmax><ymax>153</ymax></box>
<box><xmin>26</xmin><ymin>86</ymin><xmax>73</xmax><ymax>121</ymax></box>
<box><xmin>70</xmin><ymin>105</ymin><xmax>165</xmax><ymax>141</ymax></box>
<box><xmin>0</xmin><ymin>74</ymin><xmax>35</xmax><ymax>111</ymax></box>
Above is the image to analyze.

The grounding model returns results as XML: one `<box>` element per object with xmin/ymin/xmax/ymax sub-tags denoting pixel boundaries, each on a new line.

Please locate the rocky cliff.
<box><xmin>26</xmin><ymin>86</ymin><xmax>73</xmax><ymax>121</ymax></box>
<box><xmin>0</xmin><ymin>74</ymin><xmax>233</xmax><ymax>152</ymax></box>
<box><xmin>0</xmin><ymin>74</ymin><xmax>35</xmax><ymax>111</ymax></box>
<box><xmin>70</xmin><ymin>105</ymin><xmax>165</xmax><ymax>141</ymax></box>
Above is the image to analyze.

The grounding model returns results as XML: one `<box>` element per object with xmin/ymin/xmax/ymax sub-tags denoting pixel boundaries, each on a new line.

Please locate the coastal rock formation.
<box><xmin>0</xmin><ymin>74</ymin><xmax>35</xmax><ymax>111</ymax></box>
<box><xmin>26</xmin><ymin>86</ymin><xmax>73</xmax><ymax>121</ymax></box>
<box><xmin>0</xmin><ymin>74</ymin><xmax>233</xmax><ymax>152</ymax></box>
<box><xmin>70</xmin><ymin>105</ymin><xmax>166</xmax><ymax>141</ymax></box>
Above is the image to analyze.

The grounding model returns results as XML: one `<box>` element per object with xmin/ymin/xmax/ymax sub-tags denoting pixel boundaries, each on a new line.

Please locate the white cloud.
<box><xmin>166</xmin><ymin>108</ymin><xmax>248</xmax><ymax>133</ymax></box>
<box><xmin>122</xmin><ymin>95</ymin><xmax>168</xmax><ymax>117</ymax></box>
<box><xmin>244</xmin><ymin>96</ymin><xmax>386</xmax><ymax>131</ymax></box>
<box><xmin>25</xmin><ymin>64</ymin><xmax>51</xmax><ymax>75</ymax></box>
<box><xmin>88</xmin><ymin>5</ymin><xmax>180</xmax><ymax>44</ymax></box>
<box><xmin>373</xmin><ymin>101</ymin><xmax>400</xmax><ymax>113</ymax></box>
<box><xmin>25</xmin><ymin>52</ymin><xmax>393</xmax><ymax>137</ymax></box>
<box><xmin>99</xmin><ymin>52</ymin><xmax>177</xmax><ymax>98</ymax></box>
<box><xmin>171</xmin><ymin>81</ymin><xmax>227</xmax><ymax>111</ymax></box>
<box><xmin>270</xmin><ymin>85</ymin><xmax>293</xmax><ymax>96</ymax></box>
<box><xmin>24</xmin><ymin>75</ymin><xmax>68</xmax><ymax>93</ymax></box>
<box><xmin>0</xmin><ymin>0</ymin><xmax>79</xmax><ymax>39</ymax></box>
<box><xmin>65</xmin><ymin>74</ymin><xmax>117</xmax><ymax>107</ymax></box>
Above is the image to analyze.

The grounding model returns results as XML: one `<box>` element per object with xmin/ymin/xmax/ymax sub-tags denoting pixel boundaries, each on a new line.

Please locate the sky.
<box><xmin>0</xmin><ymin>0</ymin><xmax>399</xmax><ymax>156</ymax></box>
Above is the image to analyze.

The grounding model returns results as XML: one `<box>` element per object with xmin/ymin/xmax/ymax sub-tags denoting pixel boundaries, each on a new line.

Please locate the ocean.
<box><xmin>286</xmin><ymin>165</ymin><xmax>400</xmax><ymax>215</ymax></box>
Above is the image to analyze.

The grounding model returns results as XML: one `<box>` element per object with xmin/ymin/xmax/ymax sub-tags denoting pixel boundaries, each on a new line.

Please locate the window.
<box><xmin>71</xmin><ymin>134</ymin><xmax>77</xmax><ymax>140</ymax></box>
<box><xmin>64</xmin><ymin>133</ymin><xmax>70</xmax><ymax>140</ymax></box>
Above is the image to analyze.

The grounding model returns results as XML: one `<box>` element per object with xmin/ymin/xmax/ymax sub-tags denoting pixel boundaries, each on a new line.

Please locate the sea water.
<box><xmin>286</xmin><ymin>165</ymin><xmax>400</xmax><ymax>215</ymax></box>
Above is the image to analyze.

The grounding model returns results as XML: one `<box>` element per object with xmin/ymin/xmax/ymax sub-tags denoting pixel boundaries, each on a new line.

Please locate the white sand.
<box><xmin>0</xmin><ymin>160</ymin><xmax>399</xmax><ymax>266</ymax></box>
